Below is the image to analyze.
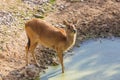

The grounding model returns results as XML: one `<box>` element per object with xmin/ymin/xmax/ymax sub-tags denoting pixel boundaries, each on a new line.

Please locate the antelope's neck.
<box><xmin>65</xmin><ymin>33</ymin><xmax>77</xmax><ymax>51</ymax></box>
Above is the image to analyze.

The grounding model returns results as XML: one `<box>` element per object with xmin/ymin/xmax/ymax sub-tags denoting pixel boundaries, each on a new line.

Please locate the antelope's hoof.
<box><xmin>62</xmin><ymin>71</ymin><xmax>64</xmax><ymax>73</ymax></box>
<box><xmin>52</xmin><ymin>61</ymin><xmax>59</xmax><ymax>66</ymax></box>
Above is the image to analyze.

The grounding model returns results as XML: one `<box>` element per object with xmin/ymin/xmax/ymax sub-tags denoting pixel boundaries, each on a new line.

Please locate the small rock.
<box><xmin>37</xmin><ymin>8</ymin><xmax>45</xmax><ymax>14</ymax></box>
<box><xmin>23</xmin><ymin>17</ymin><xmax>30</xmax><ymax>20</ymax></box>
<box><xmin>58</xmin><ymin>5</ymin><xmax>65</xmax><ymax>11</ymax></box>
<box><xmin>10</xmin><ymin>71</ymin><xmax>19</xmax><ymax>75</ymax></box>
<box><xmin>51</xmin><ymin>57</ymin><xmax>59</xmax><ymax>66</ymax></box>
<box><xmin>53</xmin><ymin>23</ymin><xmax>65</xmax><ymax>29</ymax></box>
<box><xmin>16</xmin><ymin>74</ymin><xmax>22</xmax><ymax>78</ymax></box>
<box><xmin>33</xmin><ymin>14</ymin><xmax>44</xmax><ymax>18</ymax></box>
<box><xmin>52</xmin><ymin>60</ymin><xmax>59</xmax><ymax>66</ymax></box>
<box><xmin>25</xmin><ymin>64</ymin><xmax>40</xmax><ymax>78</ymax></box>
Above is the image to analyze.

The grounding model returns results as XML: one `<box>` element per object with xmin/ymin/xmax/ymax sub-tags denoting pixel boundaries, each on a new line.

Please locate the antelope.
<box><xmin>25</xmin><ymin>18</ymin><xmax>77</xmax><ymax>73</ymax></box>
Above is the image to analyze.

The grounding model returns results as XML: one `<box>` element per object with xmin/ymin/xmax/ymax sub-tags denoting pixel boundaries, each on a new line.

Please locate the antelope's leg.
<box><xmin>25</xmin><ymin>45</ymin><xmax>29</xmax><ymax>66</ymax></box>
<box><xmin>58</xmin><ymin>51</ymin><xmax>64</xmax><ymax>73</ymax></box>
<box><xmin>29</xmin><ymin>42</ymin><xmax>39</xmax><ymax>66</ymax></box>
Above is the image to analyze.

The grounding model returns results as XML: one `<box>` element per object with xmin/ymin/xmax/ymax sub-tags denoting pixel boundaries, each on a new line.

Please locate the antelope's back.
<box><xmin>25</xmin><ymin>19</ymin><xmax>67</xmax><ymax>47</ymax></box>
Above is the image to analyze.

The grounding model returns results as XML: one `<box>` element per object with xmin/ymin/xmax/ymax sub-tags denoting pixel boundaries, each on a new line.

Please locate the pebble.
<box><xmin>33</xmin><ymin>14</ymin><xmax>44</xmax><ymax>18</ymax></box>
<box><xmin>58</xmin><ymin>5</ymin><xmax>65</xmax><ymax>11</ymax></box>
<box><xmin>37</xmin><ymin>8</ymin><xmax>45</xmax><ymax>14</ymax></box>
<box><xmin>25</xmin><ymin>64</ymin><xmax>40</xmax><ymax>78</ymax></box>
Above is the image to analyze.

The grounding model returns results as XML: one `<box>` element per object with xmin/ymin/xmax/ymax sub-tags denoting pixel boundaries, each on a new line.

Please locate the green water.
<box><xmin>40</xmin><ymin>38</ymin><xmax>120</xmax><ymax>80</ymax></box>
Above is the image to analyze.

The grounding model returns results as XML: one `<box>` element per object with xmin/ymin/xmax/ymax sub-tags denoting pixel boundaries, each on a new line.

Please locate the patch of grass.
<box><xmin>49</xmin><ymin>0</ymin><xmax>56</xmax><ymax>4</ymax></box>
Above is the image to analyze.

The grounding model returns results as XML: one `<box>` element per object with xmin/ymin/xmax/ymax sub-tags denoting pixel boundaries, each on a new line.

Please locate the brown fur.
<box><xmin>25</xmin><ymin>18</ymin><xmax>77</xmax><ymax>73</ymax></box>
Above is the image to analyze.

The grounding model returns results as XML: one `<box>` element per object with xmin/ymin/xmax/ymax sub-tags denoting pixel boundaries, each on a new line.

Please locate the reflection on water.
<box><xmin>40</xmin><ymin>38</ymin><xmax>120</xmax><ymax>80</ymax></box>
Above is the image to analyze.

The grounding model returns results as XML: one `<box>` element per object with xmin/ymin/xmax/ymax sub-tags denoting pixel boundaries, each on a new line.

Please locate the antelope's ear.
<box><xmin>63</xmin><ymin>20</ymin><xmax>70</xmax><ymax>26</ymax></box>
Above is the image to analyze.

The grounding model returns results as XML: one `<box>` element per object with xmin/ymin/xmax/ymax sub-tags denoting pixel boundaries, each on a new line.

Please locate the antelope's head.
<box><xmin>63</xmin><ymin>20</ymin><xmax>77</xmax><ymax>36</ymax></box>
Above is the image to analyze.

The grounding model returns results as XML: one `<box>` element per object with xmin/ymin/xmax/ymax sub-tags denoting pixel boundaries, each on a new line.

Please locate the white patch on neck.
<box><xmin>66</xmin><ymin>33</ymin><xmax>77</xmax><ymax>51</ymax></box>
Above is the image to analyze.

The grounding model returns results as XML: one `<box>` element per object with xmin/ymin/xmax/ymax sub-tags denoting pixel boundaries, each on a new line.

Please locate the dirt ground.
<box><xmin>0</xmin><ymin>0</ymin><xmax>120</xmax><ymax>80</ymax></box>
